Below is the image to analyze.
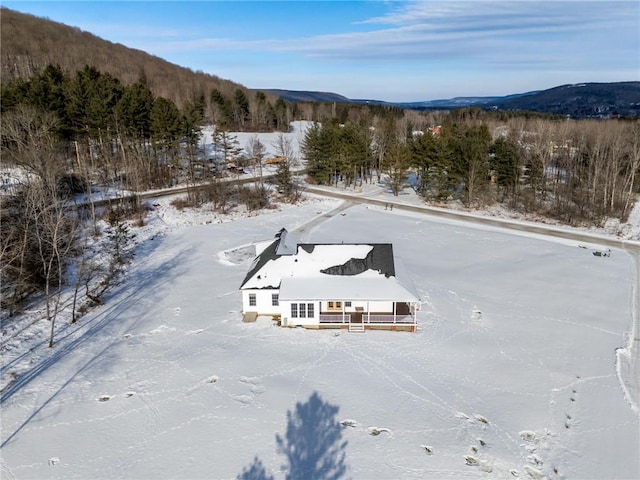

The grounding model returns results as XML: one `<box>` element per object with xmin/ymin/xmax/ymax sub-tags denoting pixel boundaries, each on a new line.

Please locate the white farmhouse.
<box><xmin>239</xmin><ymin>229</ymin><xmax>419</xmax><ymax>332</ymax></box>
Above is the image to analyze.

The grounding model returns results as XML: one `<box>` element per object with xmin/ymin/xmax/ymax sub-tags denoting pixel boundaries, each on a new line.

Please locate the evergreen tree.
<box><xmin>446</xmin><ymin>124</ymin><xmax>491</xmax><ymax>206</ymax></box>
<box><xmin>490</xmin><ymin>136</ymin><xmax>522</xmax><ymax>202</ymax></box>
<box><xmin>382</xmin><ymin>140</ymin><xmax>411</xmax><ymax>196</ymax></box>
<box><xmin>233</xmin><ymin>88</ymin><xmax>251</xmax><ymax>130</ymax></box>
<box><xmin>253</xmin><ymin>91</ymin><xmax>268</xmax><ymax>128</ymax></box>
<box><xmin>0</xmin><ymin>78</ymin><xmax>30</xmax><ymax>114</ymax></box>
<box><xmin>182</xmin><ymin>97</ymin><xmax>205</xmax><ymax>147</ymax></box>
<box><xmin>210</xmin><ymin>88</ymin><xmax>233</xmax><ymax>127</ymax></box>
<box><xmin>65</xmin><ymin>66</ymin><xmax>123</xmax><ymax>137</ymax></box>
<box><xmin>150</xmin><ymin>96</ymin><xmax>182</xmax><ymax>161</ymax></box>
<box><xmin>265</xmin><ymin>102</ymin><xmax>278</xmax><ymax>130</ymax></box>
<box><xmin>274</xmin><ymin>98</ymin><xmax>289</xmax><ymax>132</ymax></box>
<box><xmin>26</xmin><ymin>64</ymin><xmax>70</xmax><ymax>137</ymax></box>
<box><xmin>336</xmin><ymin>123</ymin><xmax>371</xmax><ymax>187</ymax></box>
<box><xmin>301</xmin><ymin>122</ymin><xmax>335</xmax><ymax>185</ymax></box>
<box><xmin>115</xmin><ymin>81</ymin><xmax>154</xmax><ymax>137</ymax></box>
<box><xmin>409</xmin><ymin>131</ymin><xmax>453</xmax><ymax>199</ymax></box>
<box><xmin>212</xmin><ymin>127</ymin><xmax>243</xmax><ymax>171</ymax></box>
<box><xmin>275</xmin><ymin>158</ymin><xmax>293</xmax><ymax>197</ymax></box>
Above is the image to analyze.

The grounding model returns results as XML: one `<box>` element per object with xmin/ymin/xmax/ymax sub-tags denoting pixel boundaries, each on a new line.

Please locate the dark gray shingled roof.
<box><xmin>239</xmin><ymin>238</ymin><xmax>280</xmax><ymax>289</ymax></box>
<box><xmin>319</xmin><ymin>244</ymin><xmax>395</xmax><ymax>277</ymax></box>
<box><xmin>240</xmin><ymin>229</ymin><xmax>397</xmax><ymax>289</ymax></box>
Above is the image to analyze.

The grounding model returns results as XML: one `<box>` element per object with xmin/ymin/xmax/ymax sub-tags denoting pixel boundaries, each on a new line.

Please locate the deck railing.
<box><xmin>368</xmin><ymin>314</ymin><xmax>414</xmax><ymax>324</ymax></box>
<box><xmin>319</xmin><ymin>314</ymin><xmax>350</xmax><ymax>323</ymax></box>
<box><xmin>318</xmin><ymin>313</ymin><xmax>415</xmax><ymax>324</ymax></box>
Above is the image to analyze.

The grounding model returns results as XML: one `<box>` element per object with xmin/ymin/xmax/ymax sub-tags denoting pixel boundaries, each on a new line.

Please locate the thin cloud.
<box><xmin>80</xmin><ymin>21</ymin><xmax>187</xmax><ymax>40</ymax></box>
<box><xmin>361</xmin><ymin>0</ymin><xmax>632</xmax><ymax>29</ymax></box>
<box><xmin>148</xmin><ymin>0</ymin><xmax>637</xmax><ymax>70</ymax></box>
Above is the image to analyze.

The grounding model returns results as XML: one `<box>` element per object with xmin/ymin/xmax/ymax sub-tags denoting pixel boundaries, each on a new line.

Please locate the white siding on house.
<box><xmin>367</xmin><ymin>301</ymin><xmax>394</xmax><ymax>312</ymax></box>
<box><xmin>320</xmin><ymin>300</ymin><xmax>394</xmax><ymax>313</ymax></box>
<box><xmin>280</xmin><ymin>300</ymin><xmax>318</xmax><ymax>327</ymax></box>
<box><xmin>343</xmin><ymin>300</ymin><xmax>367</xmax><ymax>312</ymax></box>
<box><xmin>242</xmin><ymin>289</ymin><xmax>281</xmax><ymax>316</ymax></box>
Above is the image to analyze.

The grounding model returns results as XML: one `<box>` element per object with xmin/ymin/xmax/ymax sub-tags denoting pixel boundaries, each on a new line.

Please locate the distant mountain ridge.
<box><xmin>260</xmin><ymin>89</ymin><xmax>352</xmax><ymax>104</ymax></box>
<box><xmin>264</xmin><ymin>82</ymin><xmax>640</xmax><ymax>118</ymax></box>
<box><xmin>2</xmin><ymin>7</ymin><xmax>637</xmax><ymax>119</ymax></box>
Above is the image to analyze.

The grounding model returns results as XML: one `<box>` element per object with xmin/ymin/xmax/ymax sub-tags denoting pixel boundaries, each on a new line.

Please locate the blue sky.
<box><xmin>3</xmin><ymin>1</ymin><xmax>639</xmax><ymax>102</ymax></box>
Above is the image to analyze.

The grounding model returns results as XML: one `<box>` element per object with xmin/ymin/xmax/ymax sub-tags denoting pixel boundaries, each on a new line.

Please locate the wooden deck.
<box><xmin>319</xmin><ymin>313</ymin><xmax>415</xmax><ymax>324</ymax></box>
<box><xmin>319</xmin><ymin>300</ymin><xmax>414</xmax><ymax>325</ymax></box>
<box><xmin>317</xmin><ymin>304</ymin><xmax>416</xmax><ymax>332</ymax></box>
<box><xmin>315</xmin><ymin>323</ymin><xmax>416</xmax><ymax>332</ymax></box>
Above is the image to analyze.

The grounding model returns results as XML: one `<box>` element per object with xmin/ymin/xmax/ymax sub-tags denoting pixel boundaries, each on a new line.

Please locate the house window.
<box><xmin>345</xmin><ymin>301</ymin><xmax>352</xmax><ymax>307</ymax></box>
<box><xmin>249</xmin><ymin>294</ymin><xmax>256</xmax><ymax>307</ymax></box>
<box><xmin>327</xmin><ymin>301</ymin><xmax>341</xmax><ymax>311</ymax></box>
<box><xmin>272</xmin><ymin>294</ymin><xmax>279</xmax><ymax>306</ymax></box>
<box><xmin>299</xmin><ymin>303</ymin><xmax>306</xmax><ymax>318</ymax></box>
<box><xmin>291</xmin><ymin>303</ymin><xmax>298</xmax><ymax>318</ymax></box>
<box><xmin>307</xmin><ymin>303</ymin><xmax>314</xmax><ymax>318</ymax></box>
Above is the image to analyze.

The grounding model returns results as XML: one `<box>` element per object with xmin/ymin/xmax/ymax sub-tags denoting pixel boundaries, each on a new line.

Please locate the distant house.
<box><xmin>239</xmin><ymin>229</ymin><xmax>419</xmax><ymax>332</ymax></box>
<box><xmin>264</xmin><ymin>156</ymin><xmax>287</xmax><ymax>165</ymax></box>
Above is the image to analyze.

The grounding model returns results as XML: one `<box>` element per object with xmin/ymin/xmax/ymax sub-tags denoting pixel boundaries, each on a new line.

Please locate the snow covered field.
<box><xmin>1</xmin><ymin>191</ymin><xmax>638</xmax><ymax>480</ymax></box>
<box><xmin>200</xmin><ymin>120</ymin><xmax>310</xmax><ymax>165</ymax></box>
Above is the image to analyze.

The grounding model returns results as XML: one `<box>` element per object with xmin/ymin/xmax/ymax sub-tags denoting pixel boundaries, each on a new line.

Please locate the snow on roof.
<box><xmin>275</xmin><ymin>229</ymin><xmax>300</xmax><ymax>255</ymax></box>
<box><xmin>279</xmin><ymin>275</ymin><xmax>417</xmax><ymax>302</ymax></box>
<box><xmin>241</xmin><ymin>243</ymin><xmax>375</xmax><ymax>289</ymax></box>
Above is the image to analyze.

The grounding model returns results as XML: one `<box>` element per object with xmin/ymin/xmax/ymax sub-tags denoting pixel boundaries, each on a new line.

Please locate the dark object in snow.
<box><xmin>368</xmin><ymin>427</ymin><xmax>390</xmax><ymax>436</ymax></box>
<box><xmin>464</xmin><ymin>455</ymin><xmax>479</xmax><ymax>466</ymax></box>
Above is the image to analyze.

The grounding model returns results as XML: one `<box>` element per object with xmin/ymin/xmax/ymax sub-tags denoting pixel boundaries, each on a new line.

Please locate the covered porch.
<box><xmin>318</xmin><ymin>301</ymin><xmax>417</xmax><ymax>332</ymax></box>
<box><xmin>279</xmin><ymin>276</ymin><xmax>420</xmax><ymax>332</ymax></box>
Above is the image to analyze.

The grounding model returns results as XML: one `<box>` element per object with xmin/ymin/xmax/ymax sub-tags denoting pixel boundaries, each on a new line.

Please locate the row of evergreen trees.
<box><xmin>302</xmin><ymin>116</ymin><xmax>640</xmax><ymax>224</ymax></box>
<box><xmin>0</xmin><ymin>64</ymin><xmax>296</xmax><ymax>142</ymax></box>
<box><xmin>302</xmin><ymin>118</ymin><xmax>525</xmax><ymax>205</ymax></box>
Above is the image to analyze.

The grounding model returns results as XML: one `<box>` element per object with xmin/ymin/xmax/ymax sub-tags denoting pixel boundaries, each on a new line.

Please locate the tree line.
<box><xmin>1</xmin><ymin>62</ymin><xmax>638</xmax><ymax>346</ymax></box>
<box><xmin>302</xmin><ymin>113</ymin><xmax>640</xmax><ymax>225</ymax></box>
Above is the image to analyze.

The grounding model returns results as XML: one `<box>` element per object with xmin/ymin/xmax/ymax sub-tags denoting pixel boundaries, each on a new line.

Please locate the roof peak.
<box><xmin>275</xmin><ymin>228</ymin><xmax>300</xmax><ymax>256</ymax></box>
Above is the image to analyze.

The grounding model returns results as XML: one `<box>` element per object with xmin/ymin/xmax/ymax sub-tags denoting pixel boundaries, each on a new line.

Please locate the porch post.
<box><xmin>342</xmin><ymin>301</ymin><xmax>345</xmax><ymax>323</ymax></box>
<box><xmin>393</xmin><ymin>301</ymin><xmax>397</xmax><ymax>323</ymax></box>
<box><xmin>367</xmin><ymin>301</ymin><xmax>370</xmax><ymax>323</ymax></box>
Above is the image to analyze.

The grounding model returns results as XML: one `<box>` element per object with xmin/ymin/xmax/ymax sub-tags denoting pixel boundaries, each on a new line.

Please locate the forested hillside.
<box><xmin>492</xmin><ymin>82</ymin><xmax>640</xmax><ymax>118</ymax></box>
<box><xmin>0</xmin><ymin>7</ymin><xmax>269</xmax><ymax>114</ymax></box>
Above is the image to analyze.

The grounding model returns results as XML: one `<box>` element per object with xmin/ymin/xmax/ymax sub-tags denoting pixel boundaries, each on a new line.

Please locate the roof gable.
<box><xmin>239</xmin><ymin>237</ymin><xmax>279</xmax><ymax>289</ymax></box>
<box><xmin>320</xmin><ymin>244</ymin><xmax>395</xmax><ymax>277</ymax></box>
<box><xmin>240</xmin><ymin>229</ymin><xmax>399</xmax><ymax>291</ymax></box>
